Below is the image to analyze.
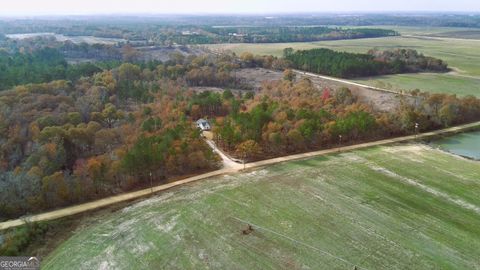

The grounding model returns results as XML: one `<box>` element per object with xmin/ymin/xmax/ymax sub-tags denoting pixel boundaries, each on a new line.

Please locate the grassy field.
<box><xmin>349</xmin><ymin>25</ymin><xmax>480</xmax><ymax>37</ymax></box>
<box><xmin>43</xmin><ymin>144</ymin><xmax>480</xmax><ymax>270</ymax></box>
<box><xmin>209</xmin><ymin>27</ymin><xmax>480</xmax><ymax>96</ymax></box>
<box><xmin>354</xmin><ymin>73</ymin><xmax>480</xmax><ymax>97</ymax></box>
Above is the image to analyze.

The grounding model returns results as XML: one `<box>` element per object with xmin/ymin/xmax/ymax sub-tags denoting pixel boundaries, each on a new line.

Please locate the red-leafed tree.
<box><xmin>322</xmin><ymin>88</ymin><xmax>331</xmax><ymax>101</ymax></box>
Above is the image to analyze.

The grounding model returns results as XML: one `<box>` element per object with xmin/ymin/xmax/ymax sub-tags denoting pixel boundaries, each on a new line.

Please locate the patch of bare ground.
<box><xmin>236</xmin><ymin>68</ymin><xmax>405</xmax><ymax>112</ymax></box>
<box><xmin>136</xmin><ymin>45</ymin><xmax>207</xmax><ymax>62</ymax></box>
<box><xmin>189</xmin><ymin>86</ymin><xmax>248</xmax><ymax>95</ymax></box>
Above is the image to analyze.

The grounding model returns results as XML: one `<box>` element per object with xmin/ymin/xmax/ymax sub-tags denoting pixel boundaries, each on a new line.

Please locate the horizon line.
<box><xmin>1</xmin><ymin>11</ymin><xmax>479</xmax><ymax>18</ymax></box>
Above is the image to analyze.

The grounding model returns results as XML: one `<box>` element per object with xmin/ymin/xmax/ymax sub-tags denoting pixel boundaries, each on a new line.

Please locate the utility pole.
<box><xmin>338</xmin><ymin>134</ymin><xmax>343</xmax><ymax>152</ymax></box>
<box><xmin>243</xmin><ymin>152</ymin><xmax>246</xmax><ymax>170</ymax></box>
<box><xmin>149</xmin><ymin>171</ymin><xmax>153</xmax><ymax>193</ymax></box>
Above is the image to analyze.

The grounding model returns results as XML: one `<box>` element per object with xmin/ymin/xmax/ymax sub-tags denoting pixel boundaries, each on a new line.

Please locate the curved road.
<box><xmin>1</xmin><ymin>121</ymin><xmax>479</xmax><ymax>231</ymax></box>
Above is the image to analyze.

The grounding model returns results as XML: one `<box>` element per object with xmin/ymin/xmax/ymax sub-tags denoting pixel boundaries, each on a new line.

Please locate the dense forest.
<box><xmin>0</xmin><ymin>56</ymin><xmax>242</xmax><ymax>219</ymax></box>
<box><xmin>0</xmin><ymin>37</ymin><xmax>198</xmax><ymax>91</ymax></box>
<box><xmin>284</xmin><ymin>48</ymin><xmax>449</xmax><ymax>78</ymax></box>
<box><xmin>0</xmin><ymin>48</ymin><xmax>104</xmax><ymax>90</ymax></box>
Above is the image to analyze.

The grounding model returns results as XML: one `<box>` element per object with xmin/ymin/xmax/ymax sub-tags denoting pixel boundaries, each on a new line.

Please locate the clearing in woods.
<box><xmin>43</xmin><ymin>144</ymin><xmax>480</xmax><ymax>270</ymax></box>
<box><xmin>209</xmin><ymin>26</ymin><xmax>480</xmax><ymax>97</ymax></box>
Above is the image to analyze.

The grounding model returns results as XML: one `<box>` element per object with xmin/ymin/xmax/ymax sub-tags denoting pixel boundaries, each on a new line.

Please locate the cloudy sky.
<box><xmin>1</xmin><ymin>0</ymin><xmax>479</xmax><ymax>16</ymax></box>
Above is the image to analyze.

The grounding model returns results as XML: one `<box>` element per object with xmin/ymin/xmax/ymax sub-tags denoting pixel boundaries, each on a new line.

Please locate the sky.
<box><xmin>1</xmin><ymin>0</ymin><xmax>479</xmax><ymax>16</ymax></box>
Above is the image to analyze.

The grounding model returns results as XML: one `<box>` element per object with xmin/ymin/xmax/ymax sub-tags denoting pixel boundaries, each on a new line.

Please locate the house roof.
<box><xmin>196</xmin><ymin>119</ymin><xmax>209</xmax><ymax>124</ymax></box>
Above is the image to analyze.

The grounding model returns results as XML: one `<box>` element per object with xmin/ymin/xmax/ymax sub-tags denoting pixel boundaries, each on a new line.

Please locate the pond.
<box><xmin>431</xmin><ymin>130</ymin><xmax>480</xmax><ymax>160</ymax></box>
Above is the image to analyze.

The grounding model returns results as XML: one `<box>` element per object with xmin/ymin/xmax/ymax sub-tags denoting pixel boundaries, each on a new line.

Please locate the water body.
<box><xmin>6</xmin><ymin>33</ymin><xmax>126</xmax><ymax>45</ymax></box>
<box><xmin>431</xmin><ymin>131</ymin><xmax>480</xmax><ymax>160</ymax></box>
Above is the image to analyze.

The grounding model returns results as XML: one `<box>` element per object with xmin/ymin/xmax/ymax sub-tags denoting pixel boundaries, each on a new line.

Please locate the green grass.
<box><xmin>348</xmin><ymin>25</ymin><xmax>480</xmax><ymax>37</ymax></box>
<box><xmin>210</xmin><ymin>36</ymin><xmax>480</xmax><ymax>74</ymax></box>
<box><xmin>43</xmin><ymin>144</ymin><xmax>480</xmax><ymax>270</ymax></box>
<box><xmin>209</xmin><ymin>28</ymin><xmax>480</xmax><ymax>96</ymax></box>
<box><xmin>354</xmin><ymin>73</ymin><xmax>480</xmax><ymax>96</ymax></box>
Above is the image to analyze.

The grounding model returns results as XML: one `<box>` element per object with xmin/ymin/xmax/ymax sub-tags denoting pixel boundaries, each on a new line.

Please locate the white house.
<box><xmin>196</xmin><ymin>119</ymin><xmax>211</xmax><ymax>131</ymax></box>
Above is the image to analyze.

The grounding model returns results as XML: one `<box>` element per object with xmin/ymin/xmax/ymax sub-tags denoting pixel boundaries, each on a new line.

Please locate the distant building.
<box><xmin>228</xmin><ymin>33</ymin><xmax>247</xmax><ymax>37</ymax></box>
<box><xmin>181</xmin><ymin>31</ymin><xmax>199</xmax><ymax>36</ymax></box>
<box><xmin>196</xmin><ymin>119</ymin><xmax>211</xmax><ymax>131</ymax></box>
<box><xmin>127</xmin><ymin>39</ymin><xmax>148</xmax><ymax>46</ymax></box>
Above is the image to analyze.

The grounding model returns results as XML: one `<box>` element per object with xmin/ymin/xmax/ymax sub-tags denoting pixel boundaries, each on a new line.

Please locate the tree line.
<box><xmin>205</xmin><ymin>27</ymin><xmax>398</xmax><ymax>43</ymax></box>
<box><xmin>0</xmin><ymin>48</ymin><xmax>103</xmax><ymax>90</ymax></box>
<box><xmin>284</xmin><ymin>48</ymin><xmax>449</xmax><ymax>78</ymax></box>
<box><xmin>0</xmin><ymin>21</ymin><xmax>398</xmax><ymax>46</ymax></box>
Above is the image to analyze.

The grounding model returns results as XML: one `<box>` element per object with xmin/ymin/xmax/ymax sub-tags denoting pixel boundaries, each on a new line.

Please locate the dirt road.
<box><xmin>293</xmin><ymin>69</ymin><xmax>407</xmax><ymax>96</ymax></box>
<box><xmin>403</xmin><ymin>35</ymin><xmax>480</xmax><ymax>43</ymax></box>
<box><xmin>1</xmin><ymin>121</ymin><xmax>479</xmax><ymax>231</ymax></box>
<box><xmin>236</xmin><ymin>68</ymin><xmax>406</xmax><ymax>112</ymax></box>
<box><xmin>205</xmin><ymin>139</ymin><xmax>243</xmax><ymax>170</ymax></box>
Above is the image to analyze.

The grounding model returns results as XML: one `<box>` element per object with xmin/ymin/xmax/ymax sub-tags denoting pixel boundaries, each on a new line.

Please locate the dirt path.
<box><xmin>1</xmin><ymin>121</ymin><xmax>479</xmax><ymax>231</ymax></box>
<box><xmin>446</xmin><ymin>71</ymin><xmax>480</xmax><ymax>80</ymax></box>
<box><xmin>205</xmin><ymin>139</ymin><xmax>243</xmax><ymax>170</ymax></box>
<box><xmin>293</xmin><ymin>69</ymin><xmax>407</xmax><ymax>96</ymax></box>
<box><xmin>403</xmin><ymin>35</ymin><xmax>480</xmax><ymax>42</ymax></box>
<box><xmin>236</xmin><ymin>68</ymin><xmax>406</xmax><ymax>112</ymax></box>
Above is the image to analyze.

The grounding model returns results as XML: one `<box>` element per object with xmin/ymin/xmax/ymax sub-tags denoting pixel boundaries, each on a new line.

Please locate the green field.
<box><xmin>350</xmin><ymin>25</ymin><xmax>480</xmax><ymax>37</ymax></box>
<box><xmin>354</xmin><ymin>73</ymin><xmax>480</xmax><ymax>97</ymax></box>
<box><xmin>209</xmin><ymin>27</ymin><xmax>480</xmax><ymax>96</ymax></box>
<box><xmin>44</xmin><ymin>144</ymin><xmax>480</xmax><ymax>270</ymax></box>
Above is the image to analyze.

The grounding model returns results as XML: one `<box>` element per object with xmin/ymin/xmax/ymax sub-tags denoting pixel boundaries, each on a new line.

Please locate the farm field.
<box><xmin>43</xmin><ymin>144</ymin><xmax>480</xmax><ymax>270</ymax></box>
<box><xmin>353</xmin><ymin>73</ymin><xmax>480</xmax><ymax>97</ymax></box>
<box><xmin>350</xmin><ymin>25</ymin><xmax>480</xmax><ymax>37</ymax></box>
<box><xmin>209</xmin><ymin>27</ymin><xmax>480</xmax><ymax>96</ymax></box>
